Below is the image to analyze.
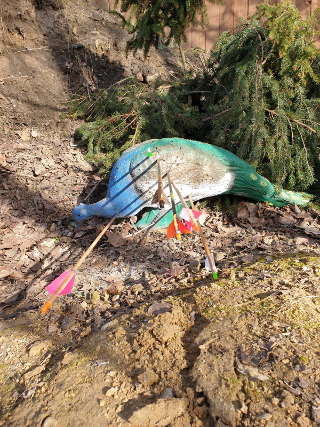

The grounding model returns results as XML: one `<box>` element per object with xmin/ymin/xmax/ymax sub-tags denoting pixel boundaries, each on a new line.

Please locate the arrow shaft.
<box><xmin>74</xmin><ymin>216</ymin><xmax>116</xmax><ymax>271</ymax></box>
<box><xmin>156</xmin><ymin>159</ymin><xmax>165</xmax><ymax>208</ymax></box>
<box><xmin>167</xmin><ymin>173</ymin><xmax>181</xmax><ymax>240</ymax></box>
<box><xmin>188</xmin><ymin>195</ymin><xmax>217</xmax><ymax>274</ymax></box>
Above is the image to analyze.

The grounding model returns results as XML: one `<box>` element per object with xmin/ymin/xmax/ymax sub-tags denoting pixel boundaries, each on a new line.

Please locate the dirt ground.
<box><xmin>1</xmin><ymin>1</ymin><xmax>320</xmax><ymax>426</ymax></box>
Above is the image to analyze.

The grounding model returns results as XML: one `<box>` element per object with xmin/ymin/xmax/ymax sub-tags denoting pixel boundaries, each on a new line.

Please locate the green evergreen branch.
<box><xmin>265</xmin><ymin>108</ymin><xmax>317</xmax><ymax>134</ymax></box>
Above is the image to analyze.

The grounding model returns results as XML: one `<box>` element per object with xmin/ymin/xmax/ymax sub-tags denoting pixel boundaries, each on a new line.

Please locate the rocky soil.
<box><xmin>1</xmin><ymin>1</ymin><xmax>320</xmax><ymax>426</ymax></box>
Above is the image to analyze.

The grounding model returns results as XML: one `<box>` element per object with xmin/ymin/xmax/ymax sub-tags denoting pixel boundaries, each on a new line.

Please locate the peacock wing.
<box><xmin>129</xmin><ymin>139</ymin><xmax>234</xmax><ymax>208</ymax></box>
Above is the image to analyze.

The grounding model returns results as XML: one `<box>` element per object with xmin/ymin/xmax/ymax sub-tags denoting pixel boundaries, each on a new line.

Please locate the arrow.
<box><xmin>169</xmin><ymin>180</ymin><xmax>218</xmax><ymax>280</ymax></box>
<box><xmin>40</xmin><ymin>216</ymin><xmax>116</xmax><ymax>315</ymax></box>
<box><xmin>166</xmin><ymin>172</ymin><xmax>183</xmax><ymax>240</ymax></box>
<box><xmin>188</xmin><ymin>194</ymin><xmax>218</xmax><ymax>280</ymax></box>
<box><xmin>152</xmin><ymin>157</ymin><xmax>168</xmax><ymax>209</ymax></box>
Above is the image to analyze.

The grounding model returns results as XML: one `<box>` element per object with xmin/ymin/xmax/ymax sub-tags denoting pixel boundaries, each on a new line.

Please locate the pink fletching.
<box><xmin>46</xmin><ymin>270</ymin><xmax>76</xmax><ymax>295</ymax></box>
<box><xmin>180</xmin><ymin>208</ymin><xmax>202</xmax><ymax>222</ymax></box>
<box><xmin>180</xmin><ymin>208</ymin><xmax>203</xmax><ymax>231</ymax></box>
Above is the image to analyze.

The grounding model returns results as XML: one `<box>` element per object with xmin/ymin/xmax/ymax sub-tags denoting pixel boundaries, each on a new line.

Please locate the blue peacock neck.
<box><xmin>85</xmin><ymin>197</ymin><xmax>118</xmax><ymax>218</ymax></box>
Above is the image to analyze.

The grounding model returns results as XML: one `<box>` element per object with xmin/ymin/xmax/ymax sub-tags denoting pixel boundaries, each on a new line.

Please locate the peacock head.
<box><xmin>71</xmin><ymin>203</ymin><xmax>93</xmax><ymax>222</ymax></box>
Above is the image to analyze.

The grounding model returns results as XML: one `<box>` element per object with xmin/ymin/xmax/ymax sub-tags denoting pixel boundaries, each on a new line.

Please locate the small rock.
<box><xmin>105</xmin><ymin>386</ymin><xmax>118</xmax><ymax>397</ymax></box>
<box><xmin>257</xmin><ymin>413</ymin><xmax>272</xmax><ymax>420</ymax></box>
<box><xmin>131</xmin><ymin>283</ymin><xmax>144</xmax><ymax>294</ymax></box>
<box><xmin>277</xmin><ymin>215</ymin><xmax>296</xmax><ymax>226</ymax></box>
<box><xmin>160</xmin><ymin>387</ymin><xmax>174</xmax><ymax>399</ymax></box>
<box><xmin>61</xmin><ymin>352</ymin><xmax>74</xmax><ymax>365</ymax></box>
<box><xmin>195</xmin><ymin>405</ymin><xmax>209</xmax><ymax>419</ymax></box>
<box><xmin>91</xmin><ymin>290</ymin><xmax>101</xmax><ymax>305</ymax></box>
<box><xmin>48</xmin><ymin>324</ymin><xmax>58</xmax><ymax>333</ymax></box>
<box><xmin>295</xmin><ymin>237</ymin><xmax>309</xmax><ymax>246</ymax></box>
<box><xmin>145</xmin><ymin>73</ymin><xmax>160</xmax><ymax>84</ymax></box>
<box><xmin>49</xmin><ymin>223</ymin><xmax>57</xmax><ymax>232</ymax></box>
<box><xmin>190</xmin><ymin>259</ymin><xmax>200</xmax><ymax>272</ymax></box>
<box><xmin>38</xmin><ymin>238</ymin><xmax>56</xmax><ymax>254</ymax></box>
<box><xmin>28</xmin><ymin>340</ymin><xmax>51</xmax><ymax>357</ymax></box>
<box><xmin>41</xmin><ymin>416</ymin><xmax>58</xmax><ymax>427</ymax></box>
<box><xmin>22</xmin><ymin>387</ymin><xmax>36</xmax><ymax>399</ymax></box>
<box><xmin>0</xmin><ymin>153</ymin><xmax>7</xmax><ymax>167</ymax></box>
<box><xmin>33</xmin><ymin>163</ymin><xmax>46</xmax><ymax>176</ymax></box>
<box><xmin>298</xmin><ymin>377</ymin><xmax>310</xmax><ymax>389</ymax></box>
<box><xmin>101</xmin><ymin>319</ymin><xmax>119</xmax><ymax>331</ymax></box>
<box><xmin>81</xmin><ymin>301</ymin><xmax>89</xmax><ymax>309</ymax></box>
<box><xmin>128</xmin><ymin>398</ymin><xmax>188</xmax><ymax>425</ymax></box>
<box><xmin>99</xmin><ymin>399</ymin><xmax>106</xmax><ymax>407</ymax></box>
<box><xmin>31</xmin><ymin>129</ymin><xmax>39</xmax><ymax>138</ymax></box>
<box><xmin>215</xmin><ymin>251</ymin><xmax>226</xmax><ymax>261</ymax></box>
<box><xmin>281</xmin><ymin>391</ymin><xmax>295</xmax><ymax>408</ymax></box>
<box><xmin>137</xmin><ymin>368</ymin><xmax>159</xmax><ymax>386</ymax></box>
<box><xmin>50</xmin><ymin>246</ymin><xmax>66</xmax><ymax>258</ymax></box>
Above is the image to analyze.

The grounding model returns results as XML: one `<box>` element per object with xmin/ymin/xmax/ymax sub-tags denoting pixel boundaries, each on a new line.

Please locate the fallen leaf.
<box><xmin>106</xmin><ymin>279</ymin><xmax>124</xmax><ymax>295</ymax></box>
<box><xmin>16</xmin><ymin>128</ymin><xmax>30</xmax><ymax>141</ymax></box>
<box><xmin>0</xmin><ymin>154</ymin><xmax>7</xmax><ymax>167</ymax></box>
<box><xmin>277</xmin><ymin>215</ymin><xmax>296</xmax><ymax>226</ymax></box>
<box><xmin>236</xmin><ymin>202</ymin><xmax>261</xmax><ymax>224</ymax></box>
<box><xmin>106</xmin><ymin>231</ymin><xmax>127</xmax><ymax>247</ymax></box>
<box><xmin>235</xmin><ymin>359</ymin><xmax>269</xmax><ymax>381</ymax></box>
<box><xmin>165</xmin><ymin>262</ymin><xmax>184</xmax><ymax>277</ymax></box>
<box><xmin>0</xmin><ymin>266</ymin><xmax>12</xmax><ymax>279</ymax></box>
<box><xmin>298</xmin><ymin>226</ymin><xmax>320</xmax><ymax>237</ymax></box>
<box><xmin>23</xmin><ymin>364</ymin><xmax>45</xmax><ymax>380</ymax></box>
<box><xmin>0</xmin><ymin>237</ymin><xmax>24</xmax><ymax>249</ymax></box>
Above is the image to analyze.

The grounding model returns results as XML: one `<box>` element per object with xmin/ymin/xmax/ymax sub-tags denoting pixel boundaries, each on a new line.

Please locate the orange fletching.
<box><xmin>167</xmin><ymin>219</ymin><xmax>192</xmax><ymax>238</ymax></box>
<box><xmin>167</xmin><ymin>221</ymin><xmax>177</xmax><ymax>238</ymax></box>
<box><xmin>41</xmin><ymin>301</ymin><xmax>53</xmax><ymax>315</ymax></box>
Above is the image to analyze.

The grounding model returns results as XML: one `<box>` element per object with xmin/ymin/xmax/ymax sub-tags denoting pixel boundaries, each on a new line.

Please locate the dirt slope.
<box><xmin>1</xmin><ymin>1</ymin><xmax>320</xmax><ymax>426</ymax></box>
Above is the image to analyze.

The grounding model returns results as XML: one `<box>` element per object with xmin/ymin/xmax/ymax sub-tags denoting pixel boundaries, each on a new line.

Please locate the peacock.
<box><xmin>72</xmin><ymin>138</ymin><xmax>312</xmax><ymax>228</ymax></box>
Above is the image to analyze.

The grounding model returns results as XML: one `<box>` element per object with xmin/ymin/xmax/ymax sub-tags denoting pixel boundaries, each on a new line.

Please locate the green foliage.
<box><xmin>71</xmin><ymin>77</ymin><xmax>203</xmax><ymax>174</ymax></box>
<box><xmin>199</xmin><ymin>0</ymin><xmax>320</xmax><ymax>190</ymax></box>
<box><xmin>112</xmin><ymin>0</ymin><xmax>218</xmax><ymax>55</ymax></box>
<box><xmin>72</xmin><ymin>1</ymin><xmax>320</xmax><ymax>191</ymax></box>
<box><xmin>257</xmin><ymin>1</ymin><xmax>320</xmax><ymax>85</ymax></box>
